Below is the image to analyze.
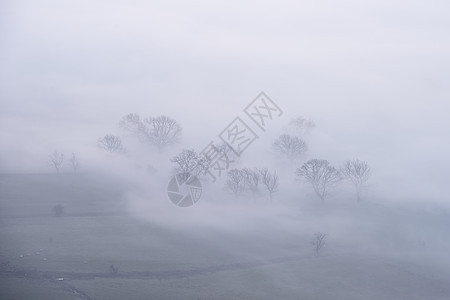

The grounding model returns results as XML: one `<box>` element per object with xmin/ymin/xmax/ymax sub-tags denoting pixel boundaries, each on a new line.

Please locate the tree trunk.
<box><xmin>356</xmin><ymin>187</ymin><xmax>361</xmax><ymax>203</ymax></box>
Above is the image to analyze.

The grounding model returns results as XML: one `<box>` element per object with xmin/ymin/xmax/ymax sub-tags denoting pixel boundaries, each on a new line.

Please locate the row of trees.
<box><xmin>96</xmin><ymin>114</ymin><xmax>183</xmax><ymax>156</ymax></box>
<box><xmin>162</xmin><ymin>115</ymin><xmax>370</xmax><ymax>203</ymax></box>
<box><xmin>48</xmin><ymin>114</ymin><xmax>183</xmax><ymax>172</ymax></box>
<box><xmin>225</xmin><ymin>168</ymin><xmax>279</xmax><ymax>200</ymax></box>
<box><xmin>96</xmin><ymin>115</ymin><xmax>314</xmax><ymax>161</ymax></box>
<box><xmin>296</xmin><ymin>158</ymin><xmax>370</xmax><ymax>203</ymax></box>
<box><xmin>222</xmin><ymin>159</ymin><xmax>370</xmax><ymax>203</ymax></box>
<box><xmin>50</xmin><ymin>113</ymin><xmax>372</xmax><ymax>204</ymax></box>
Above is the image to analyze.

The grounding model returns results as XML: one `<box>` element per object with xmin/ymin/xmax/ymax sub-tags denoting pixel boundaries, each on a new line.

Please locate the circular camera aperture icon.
<box><xmin>167</xmin><ymin>173</ymin><xmax>202</xmax><ymax>207</ymax></box>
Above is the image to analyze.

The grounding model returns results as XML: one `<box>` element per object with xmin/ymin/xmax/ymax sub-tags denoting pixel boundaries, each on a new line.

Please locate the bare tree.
<box><xmin>241</xmin><ymin>168</ymin><xmax>260</xmax><ymax>197</ymax></box>
<box><xmin>171</xmin><ymin>149</ymin><xmax>206</xmax><ymax>176</ymax></box>
<box><xmin>119</xmin><ymin>114</ymin><xmax>182</xmax><ymax>151</ymax></box>
<box><xmin>273</xmin><ymin>134</ymin><xmax>307</xmax><ymax>162</ymax></box>
<box><xmin>225</xmin><ymin>168</ymin><xmax>246</xmax><ymax>198</ymax></box>
<box><xmin>109</xmin><ymin>264</ymin><xmax>119</xmax><ymax>275</ymax></box>
<box><xmin>49</xmin><ymin>151</ymin><xmax>64</xmax><ymax>173</ymax></box>
<box><xmin>68</xmin><ymin>153</ymin><xmax>79</xmax><ymax>172</ymax></box>
<box><xmin>311</xmin><ymin>232</ymin><xmax>327</xmax><ymax>255</ymax></box>
<box><xmin>119</xmin><ymin>113</ymin><xmax>150</xmax><ymax>144</ymax></box>
<box><xmin>145</xmin><ymin>115</ymin><xmax>182</xmax><ymax>151</ymax></box>
<box><xmin>340</xmin><ymin>159</ymin><xmax>371</xmax><ymax>202</ymax></box>
<box><xmin>257</xmin><ymin>168</ymin><xmax>279</xmax><ymax>200</ymax></box>
<box><xmin>97</xmin><ymin>135</ymin><xmax>127</xmax><ymax>154</ymax></box>
<box><xmin>296</xmin><ymin>159</ymin><xmax>341</xmax><ymax>203</ymax></box>
<box><xmin>118</xmin><ymin>113</ymin><xmax>143</xmax><ymax>133</ymax></box>
<box><xmin>288</xmin><ymin>116</ymin><xmax>315</xmax><ymax>136</ymax></box>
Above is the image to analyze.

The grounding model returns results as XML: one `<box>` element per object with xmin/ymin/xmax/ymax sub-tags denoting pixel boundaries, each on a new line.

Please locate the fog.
<box><xmin>1</xmin><ymin>1</ymin><xmax>450</xmax><ymax>299</ymax></box>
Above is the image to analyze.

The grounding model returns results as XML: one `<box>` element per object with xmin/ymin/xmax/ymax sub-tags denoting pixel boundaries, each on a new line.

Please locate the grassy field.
<box><xmin>1</xmin><ymin>173</ymin><xmax>450</xmax><ymax>299</ymax></box>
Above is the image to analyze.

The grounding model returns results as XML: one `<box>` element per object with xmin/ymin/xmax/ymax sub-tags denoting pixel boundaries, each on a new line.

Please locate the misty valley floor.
<box><xmin>1</xmin><ymin>173</ymin><xmax>450</xmax><ymax>300</ymax></box>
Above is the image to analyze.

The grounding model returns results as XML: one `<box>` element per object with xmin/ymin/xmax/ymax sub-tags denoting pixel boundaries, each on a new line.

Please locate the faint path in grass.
<box><xmin>54</xmin><ymin>279</ymin><xmax>93</xmax><ymax>300</ymax></box>
<box><xmin>0</xmin><ymin>212</ymin><xmax>128</xmax><ymax>219</ymax></box>
<box><xmin>3</xmin><ymin>253</ymin><xmax>450</xmax><ymax>299</ymax></box>
<box><xmin>0</xmin><ymin>255</ymin><xmax>306</xmax><ymax>299</ymax></box>
<box><xmin>0</xmin><ymin>255</ymin><xmax>305</xmax><ymax>281</ymax></box>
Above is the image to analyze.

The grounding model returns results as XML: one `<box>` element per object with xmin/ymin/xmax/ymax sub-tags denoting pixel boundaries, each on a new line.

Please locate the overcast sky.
<box><xmin>0</xmin><ymin>0</ymin><xmax>449</xmax><ymax>202</ymax></box>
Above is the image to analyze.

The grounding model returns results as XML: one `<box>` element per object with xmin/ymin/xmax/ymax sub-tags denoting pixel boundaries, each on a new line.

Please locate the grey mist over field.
<box><xmin>1</xmin><ymin>1</ymin><xmax>450</xmax><ymax>299</ymax></box>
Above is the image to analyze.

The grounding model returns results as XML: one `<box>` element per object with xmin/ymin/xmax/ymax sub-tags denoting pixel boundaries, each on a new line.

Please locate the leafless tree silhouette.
<box><xmin>145</xmin><ymin>115</ymin><xmax>182</xmax><ymax>151</ymax></box>
<box><xmin>171</xmin><ymin>149</ymin><xmax>208</xmax><ymax>176</ymax></box>
<box><xmin>68</xmin><ymin>152</ymin><xmax>79</xmax><ymax>172</ymax></box>
<box><xmin>118</xmin><ymin>113</ymin><xmax>143</xmax><ymax>133</ymax></box>
<box><xmin>258</xmin><ymin>168</ymin><xmax>279</xmax><ymax>200</ymax></box>
<box><xmin>273</xmin><ymin>134</ymin><xmax>308</xmax><ymax>162</ymax></box>
<box><xmin>97</xmin><ymin>135</ymin><xmax>127</xmax><ymax>154</ymax></box>
<box><xmin>225</xmin><ymin>168</ymin><xmax>246</xmax><ymax>198</ymax></box>
<box><xmin>311</xmin><ymin>232</ymin><xmax>327</xmax><ymax>255</ymax></box>
<box><xmin>49</xmin><ymin>151</ymin><xmax>64</xmax><ymax>173</ymax></box>
<box><xmin>296</xmin><ymin>159</ymin><xmax>341</xmax><ymax>203</ymax></box>
<box><xmin>288</xmin><ymin>116</ymin><xmax>315</xmax><ymax>136</ymax></box>
<box><xmin>340</xmin><ymin>159</ymin><xmax>371</xmax><ymax>202</ymax></box>
<box><xmin>241</xmin><ymin>168</ymin><xmax>260</xmax><ymax>197</ymax></box>
<box><xmin>109</xmin><ymin>264</ymin><xmax>119</xmax><ymax>275</ymax></box>
<box><xmin>119</xmin><ymin>114</ymin><xmax>182</xmax><ymax>151</ymax></box>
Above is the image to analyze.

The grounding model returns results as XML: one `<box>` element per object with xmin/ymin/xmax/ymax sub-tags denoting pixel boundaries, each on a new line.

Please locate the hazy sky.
<box><xmin>0</xmin><ymin>0</ymin><xmax>449</xmax><ymax>202</ymax></box>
